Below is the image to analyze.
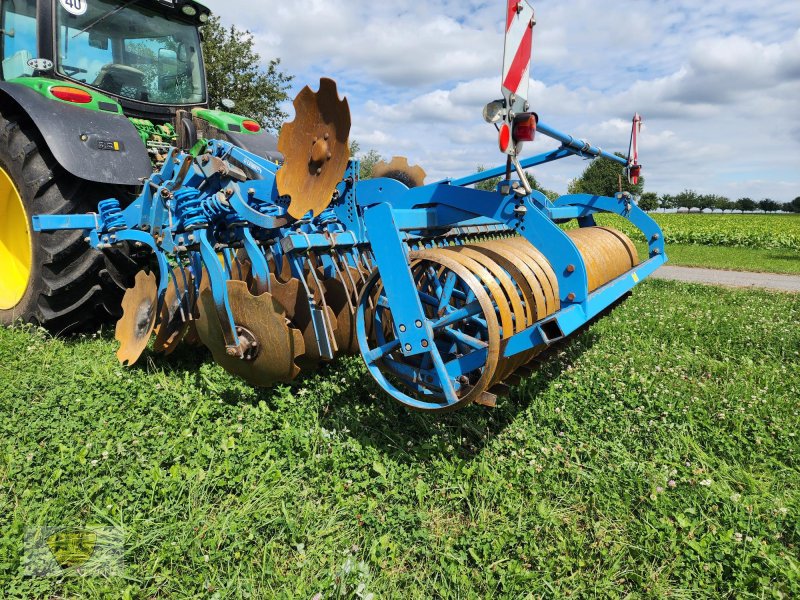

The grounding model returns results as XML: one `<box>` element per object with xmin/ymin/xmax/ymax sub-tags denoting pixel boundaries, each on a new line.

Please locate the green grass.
<box><xmin>1</xmin><ymin>280</ymin><xmax>799</xmax><ymax>598</ymax></box>
<box><xmin>633</xmin><ymin>242</ymin><xmax>800</xmax><ymax>275</ymax></box>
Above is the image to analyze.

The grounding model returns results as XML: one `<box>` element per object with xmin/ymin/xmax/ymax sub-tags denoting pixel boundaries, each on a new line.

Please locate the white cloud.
<box><xmin>204</xmin><ymin>0</ymin><xmax>800</xmax><ymax>202</ymax></box>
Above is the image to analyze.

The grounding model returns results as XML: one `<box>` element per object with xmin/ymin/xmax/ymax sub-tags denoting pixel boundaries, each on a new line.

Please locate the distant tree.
<box><xmin>790</xmin><ymin>197</ymin><xmax>800</xmax><ymax>213</ymax></box>
<box><xmin>348</xmin><ymin>140</ymin><xmax>384</xmax><ymax>180</ymax></box>
<box><xmin>659</xmin><ymin>194</ymin><xmax>676</xmax><ymax>212</ymax></box>
<box><xmin>474</xmin><ymin>165</ymin><xmax>501</xmax><ymax>192</ymax></box>
<box><xmin>715</xmin><ymin>196</ymin><xmax>734</xmax><ymax>213</ymax></box>
<box><xmin>758</xmin><ymin>198</ymin><xmax>780</xmax><ymax>213</ymax></box>
<box><xmin>702</xmin><ymin>194</ymin><xmax>730</xmax><ymax>212</ymax></box>
<box><xmin>526</xmin><ymin>173</ymin><xmax>559</xmax><ymax>201</ymax></box>
<box><xmin>638</xmin><ymin>192</ymin><xmax>659</xmax><ymax>212</ymax></box>
<box><xmin>201</xmin><ymin>16</ymin><xmax>293</xmax><ymax>132</ymax></box>
<box><xmin>567</xmin><ymin>153</ymin><xmax>644</xmax><ymax>197</ymax></box>
<box><xmin>735</xmin><ymin>197</ymin><xmax>756</xmax><ymax>213</ymax></box>
<box><xmin>675</xmin><ymin>189</ymin><xmax>700</xmax><ymax>211</ymax></box>
<box><xmin>697</xmin><ymin>194</ymin><xmax>716</xmax><ymax>212</ymax></box>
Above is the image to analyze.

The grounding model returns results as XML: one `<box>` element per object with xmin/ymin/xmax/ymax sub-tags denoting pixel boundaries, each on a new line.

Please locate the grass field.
<box><xmin>632</xmin><ymin>242</ymin><xmax>800</xmax><ymax>275</ymax></box>
<box><xmin>1</xmin><ymin>279</ymin><xmax>798</xmax><ymax>598</ymax></box>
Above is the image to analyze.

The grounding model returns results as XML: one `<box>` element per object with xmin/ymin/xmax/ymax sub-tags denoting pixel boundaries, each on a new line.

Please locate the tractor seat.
<box><xmin>93</xmin><ymin>64</ymin><xmax>147</xmax><ymax>101</ymax></box>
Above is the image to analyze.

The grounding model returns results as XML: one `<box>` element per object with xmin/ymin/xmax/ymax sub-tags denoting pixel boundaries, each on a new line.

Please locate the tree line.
<box><xmin>637</xmin><ymin>192</ymin><xmax>800</xmax><ymax>214</ymax></box>
<box><xmin>565</xmin><ymin>152</ymin><xmax>799</xmax><ymax>214</ymax></box>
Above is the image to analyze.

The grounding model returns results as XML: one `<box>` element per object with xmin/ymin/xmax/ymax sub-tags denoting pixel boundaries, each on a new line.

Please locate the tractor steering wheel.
<box><xmin>61</xmin><ymin>64</ymin><xmax>88</xmax><ymax>77</ymax></box>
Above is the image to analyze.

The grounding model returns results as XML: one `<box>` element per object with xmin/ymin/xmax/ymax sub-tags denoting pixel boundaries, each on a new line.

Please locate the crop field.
<box><xmin>1</xmin><ymin>279</ymin><xmax>798</xmax><ymax>598</ymax></box>
<box><xmin>572</xmin><ymin>214</ymin><xmax>800</xmax><ymax>274</ymax></box>
<box><xmin>596</xmin><ymin>213</ymin><xmax>800</xmax><ymax>251</ymax></box>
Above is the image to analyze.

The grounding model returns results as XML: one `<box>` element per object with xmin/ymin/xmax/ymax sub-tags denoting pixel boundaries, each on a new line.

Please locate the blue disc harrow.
<box><xmin>32</xmin><ymin>7</ymin><xmax>666</xmax><ymax>413</ymax></box>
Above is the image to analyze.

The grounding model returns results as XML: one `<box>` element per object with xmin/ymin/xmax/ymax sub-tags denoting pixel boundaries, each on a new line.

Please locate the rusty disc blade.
<box><xmin>195</xmin><ymin>281</ymin><xmax>304</xmax><ymax>387</ymax></box>
<box><xmin>372</xmin><ymin>156</ymin><xmax>427</xmax><ymax>188</ymax></box>
<box><xmin>277</xmin><ymin>78</ymin><xmax>351</xmax><ymax>219</ymax></box>
<box><xmin>153</xmin><ymin>268</ymin><xmax>194</xmax><ymax>356</ymax></box>
<box><xmin>269</xmin><ymin>273</ymin><xmax>338</xmax><ymax>369</ymax></box>
<box><xmin>308</xmin><ymin>272</ymin><xmax>358</xmax><ymax>355</ymax></box>
<box><xmin>115</xmin><ymin>270</ymin><xmax>158</xmax><ymax>366</ymax></box>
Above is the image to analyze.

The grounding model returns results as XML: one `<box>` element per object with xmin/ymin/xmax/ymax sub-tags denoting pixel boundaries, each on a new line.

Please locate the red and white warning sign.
<box><xmin>502</xmin><ymin>0</ymin><xmax>535</xmax><ymax>103</ymax></box>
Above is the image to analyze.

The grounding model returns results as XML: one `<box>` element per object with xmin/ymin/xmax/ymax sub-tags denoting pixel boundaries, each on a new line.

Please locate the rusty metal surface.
<box><xmin>153</xmin><ymin>268</ymin><xmax>194</xmax><ymax>356</ymax></box>
<box><xmin>276</xmin><ymin>78</ymin><xmax>351</xmax><ymax>219</ymax></box>
<box><xmin>408</xmin><ymin>250</ymin><xmax>501</xmax><ymax>411</ymax></box>
<box><xmin>372</xmin><ymin>156</ymin><xmax>427</xmax><ymax>188</ymax></box>
<box><xmin>567</xmin><ymin>227</ymin><xmax>638</xmax><ymax>291</ymax></box>
<box><xmin>444</xmin><ymin>246</ymin><xmax>529</xmax><ymax>383</ymax></box>
<box><xmin>115</xmin><ymin>270</ymin><xmax>158</xmax><ymax>366</ymax></box>
<box><xmin>195</xmin><ymin>281</ymin><xmax>304</xmax><ymax>387</ymax></box>
<box><xmin>269</xmin><ymin>272</ymin><xmax>338</xmax><ymax>370</ymax></box>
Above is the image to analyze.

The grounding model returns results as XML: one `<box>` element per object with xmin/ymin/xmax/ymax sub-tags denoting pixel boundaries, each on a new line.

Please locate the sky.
<box><xmin>203</xmin><ymin>0</ymin><xmax>800</xmax><ymax>203</ymax></box>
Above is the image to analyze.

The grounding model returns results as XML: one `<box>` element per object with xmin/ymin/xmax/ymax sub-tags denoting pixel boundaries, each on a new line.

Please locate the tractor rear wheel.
<box><xmin>0</xmin><ymin>106</ymin><xmax>139</xmax><ymax>334</ymax></box>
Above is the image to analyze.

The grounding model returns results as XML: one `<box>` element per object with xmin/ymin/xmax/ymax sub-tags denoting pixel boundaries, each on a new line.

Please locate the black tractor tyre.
<box><xmin>0</xmin><ymin>105</ymin><xmax>140</xmax><ymax>334</ymax></box>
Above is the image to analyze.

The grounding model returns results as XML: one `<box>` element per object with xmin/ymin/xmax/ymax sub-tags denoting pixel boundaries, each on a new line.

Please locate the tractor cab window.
<box><xmin>1</xmin><ymin>0</ymin><xmax>38</xmax><ymax>80</ymax></box>
<box><xmin>55</xmin><ymin>0</ymin><xmax>205</xmax><ymax>105</ymax></box>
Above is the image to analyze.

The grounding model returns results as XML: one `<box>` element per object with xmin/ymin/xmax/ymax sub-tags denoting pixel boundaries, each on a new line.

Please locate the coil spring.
<box><xmin>97</xmin><ymin>199</ymin><xmax>126</xmax><ymax>232</ymax></box>
<box><xmin>173</xmin><ymin>187</ymin><xmax>208</xmax><ymax>230</ymax></box>
<box><xmin>316</xmin><ymin>206</ymin><xmax>340</xmax><ymax>227</ymax></box>
<box><xmin>249</xmin><ymin>196</ymin><xmax>287</xmax><ymax>219</ymax></box>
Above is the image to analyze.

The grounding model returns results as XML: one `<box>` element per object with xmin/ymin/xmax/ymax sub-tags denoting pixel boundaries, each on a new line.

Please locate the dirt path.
<box><xmin>653</xmin><ymin>265</ymin><xmax>800</xmax><ymax>293</ymax></box>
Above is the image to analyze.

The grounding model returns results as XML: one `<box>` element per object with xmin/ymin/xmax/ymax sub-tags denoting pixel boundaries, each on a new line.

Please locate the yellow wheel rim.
<box><xmin>0</xmin><ymin>166</ymin><xmax>32</xmax><ymax>310</ymax></box>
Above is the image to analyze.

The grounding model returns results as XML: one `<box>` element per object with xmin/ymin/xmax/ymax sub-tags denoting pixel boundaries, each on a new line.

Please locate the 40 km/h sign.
<box><xmin>59</xmin><ymin>0</ymin><xmax>88</xmax><ymax>17</ymax></box>
<box><xmin>502</xmin><ymin>0</ymin><xmax>535</xmax><ymax>106</ymax></box>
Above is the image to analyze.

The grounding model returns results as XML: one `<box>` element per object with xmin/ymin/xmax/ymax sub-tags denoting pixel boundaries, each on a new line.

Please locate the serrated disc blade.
<box><xmin>277</xmin><ymin>78</ymin><xmax>351</xmax><ymax>219</ymax></box>
<box><xmin>372</xmin><ymin>156</ymin><xmax>426</xmax><ymax>188</ymax></box>
<box><xmin>195</xmin><ymin>281</ymin><xmax>304</xmax><ymax>387</ymax></box>
<box><xmin>115</xmin><ymin>270</ymin><xmax>158</xmax><ymax>366</ymax></box>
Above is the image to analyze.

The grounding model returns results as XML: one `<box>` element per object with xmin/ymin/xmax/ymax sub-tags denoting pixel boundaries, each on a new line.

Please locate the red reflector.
<box><xmin>50</xmin><ymin>86</ymin><xmax>93</xmax><ymax>104</ymax></box>
<box><xmin>242</xmin><ymin>120</ymin><xmax>261</xmax><ymax>133</ymax></box>
<box><xmin>629</xmin><ymin>164</ymin><xmax>642</xmax><ymax>185</ymax></box>
<box><xmin>498</xmin><ymin>123</ymin><xmax>512</xmax><ymax>153</ymax></box>
<box><xmin>512</xmin><ymin>113</ymin><xmax>537</xmax><ymax>143</ymax></box>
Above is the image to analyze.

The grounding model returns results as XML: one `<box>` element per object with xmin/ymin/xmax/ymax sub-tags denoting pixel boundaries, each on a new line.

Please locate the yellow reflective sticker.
<box><xmin>632</xmin><ymin>272</ymin><xmax>640</xmax><ymax>283</ymax></box>
<box><xmin>113</xmin><ymin>141</ymin><xmax>120</xmax><ymax>151</ymax></box>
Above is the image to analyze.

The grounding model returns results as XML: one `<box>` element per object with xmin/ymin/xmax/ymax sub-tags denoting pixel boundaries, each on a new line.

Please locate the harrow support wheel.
<box><xmin>357</xmin><ymin>251</ymin><xmax>500</xmax><ymax>412</ymax></box>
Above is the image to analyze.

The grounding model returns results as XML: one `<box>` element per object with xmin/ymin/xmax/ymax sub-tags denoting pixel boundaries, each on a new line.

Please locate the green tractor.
<box><xmin>0</xmin><ymin>0</ymin><xmax>281</xmax><ymax>332</ymax></box>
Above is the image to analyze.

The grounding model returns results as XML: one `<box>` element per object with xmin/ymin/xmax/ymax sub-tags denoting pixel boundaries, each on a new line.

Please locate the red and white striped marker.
<box><xmin>628</xmin><ymin>113</ymin><xmax>643</xmax><ymax>184</ymax></box>
<box><xmin>502</xmin><ymin>0</ymin><xmax>535</xmax><ymax>102</ymax></box>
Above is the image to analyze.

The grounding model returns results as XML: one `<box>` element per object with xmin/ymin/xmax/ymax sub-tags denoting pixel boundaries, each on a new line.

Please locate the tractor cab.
<box><xmin>1</xmin><ymin>0</ymin><xmax>210</xmax><ymax>119</ymax></box>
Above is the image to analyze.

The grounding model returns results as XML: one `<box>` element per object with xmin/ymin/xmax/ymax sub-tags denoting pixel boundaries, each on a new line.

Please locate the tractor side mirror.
<box><xmin>221</xmin><ymin>98</ymin><xmax>235</xmax><ymax>110</ymax></box>
<box><xmin>157</xmin><ymin>48</ymin><xmax>178</xmax><ymax>92</ymax></box>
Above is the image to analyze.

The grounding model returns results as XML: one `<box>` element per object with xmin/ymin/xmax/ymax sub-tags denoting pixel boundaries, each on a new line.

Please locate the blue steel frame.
<box><xmin>30</xmin><ymin>118</ymin><xmax>666</xmax><ymax>409</ymax></box>
<box><xmin>353</xmin><ymin>121</ymin><xmax>666</xmax><ymax>362</ymax></box>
